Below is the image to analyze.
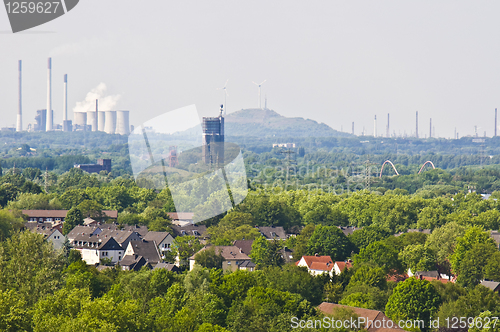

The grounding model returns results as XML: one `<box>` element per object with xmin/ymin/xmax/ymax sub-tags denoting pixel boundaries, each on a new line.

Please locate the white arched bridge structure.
<box><xmin>379</xmin><ymin>160</ymin><xmax>436</xmax><ymax>178</ymax></box>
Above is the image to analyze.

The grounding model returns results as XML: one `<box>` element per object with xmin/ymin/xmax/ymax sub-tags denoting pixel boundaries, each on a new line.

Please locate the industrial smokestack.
<box><xmin>104</xmin><ymin>111</ymin><xmax>116</xmax><ymax>134</ymax></box>
<box><xmin>46</xmin><ymin>58</ymin><xmax>52</xmax><ymax>131</ymax></box>
<box><xmin>495</xmin><ymin>108</ymin><xmax>497</xmax><ymax>137</ymax></box>
<box><xmin>116</xmin><ymin>110</ymin><xmax>130</xmax><ymax>135</ymax></box>
<box><xmin>93</xmin><ymin>99</ymin><xmax>98</xmax><ymax>132</ymax></box>
<box><xmin>386</xmin><ymin>113</ymin><xmax>390</xmax><ymax>138</ymax></box>
<box><xmin>429</xmin><ymin>118</ymin><xmax>432</xmax><ymax>138</ymax></box>
<box><xmin>63</xmin><ymin>74</ymin><xmax>67</xmax><ymax>121</ymax></box>
<box><xmin>352</xmin><ymin>122</ymin><xmax>354</xmax><ymax>135</ymax></box>
<box><xmin>415</xmin><ymin>111</ymin><xmax>419</xmax><ymax>138</ymax></box>
<box><xmin>374</xmin><ymin>115</ymin><xmax>377</xmax><ymax>137</ymax></box>
<box><xmin>17</xmin><ymin>60</ymin><xmax>22</xmax><ymax>132</ymax></box>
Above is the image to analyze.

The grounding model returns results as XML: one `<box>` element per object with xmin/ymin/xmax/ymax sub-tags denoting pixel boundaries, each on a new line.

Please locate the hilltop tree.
<box><xmin>63</xmin><ymin>207</ymin><xmax>84</xmax><ymax>235</ymax></box>
<box><xmin>386</xmin><ymin>278</ymin><xmax>441</xmax><ymax>332</ymax></box>
<box><xmin>306</xmin><ymin>225</ymin><xmax>355</xmax><ymax>261</ymax></box>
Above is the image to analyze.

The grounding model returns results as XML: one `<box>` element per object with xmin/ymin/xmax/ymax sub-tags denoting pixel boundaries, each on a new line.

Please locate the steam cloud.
<box><xmin>73</xmin><ymin>83</ymin><xmax>121</xmax><ymax>113</ymax></box>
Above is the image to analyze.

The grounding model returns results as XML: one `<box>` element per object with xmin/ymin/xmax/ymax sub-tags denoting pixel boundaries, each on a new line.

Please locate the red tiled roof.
<box><xmin>335</xmin><ymin>261</ymin><xmax>352</xmax><ymax>272</ymax></box>
<box><xmin>22</xmin><ymin>209</ymin><xmax>118</xmax><ymax>218</ymax></box>
<box><xmin>300</xmin><ymin>255</ymin><xmax>334</xmax><ymax>270</ymax></box>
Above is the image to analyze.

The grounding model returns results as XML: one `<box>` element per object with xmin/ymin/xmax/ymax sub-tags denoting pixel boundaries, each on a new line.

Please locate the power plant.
<box><xmin>14</xmin><ymin>58</ymin><xmax>132</xmax><ymax>135</ymax></box>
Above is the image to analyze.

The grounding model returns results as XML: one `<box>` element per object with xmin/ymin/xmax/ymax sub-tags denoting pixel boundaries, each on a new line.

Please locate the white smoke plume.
<box><xmin>73</xmin><ymin>83</ymin><xmax>121</xmax><ymax>113</ymax></box>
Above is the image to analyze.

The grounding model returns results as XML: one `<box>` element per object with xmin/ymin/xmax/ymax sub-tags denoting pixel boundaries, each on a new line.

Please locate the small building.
<box><xmin>296</xmin><ymin>255</ymin><xmax>334</xmax><ymax>277</ymax></box>
<box><xmin>257</xmin><ymin>226</ymin><xmax>287</xmax><ymax>240</ymax></box>
<box><xmin>74</xmin><ymin>159</ymin><xmax>112</xmax><ymax>174</ymax></box>
<box><xmin>167</xmin><ymin>212</ymin><xmax>194</xmax><ymax>226</ymax></box>
<box><xmin>171</xmin><ymin>224</ymin><xmax>208</xmax><ymax>239</ymax></box>
<box><xmin>143</xmin><ymin>231</ymin><xmax>175</xmax><ymax>258</ymax></box>
<box><xmin>338</xmin><ymin>226</ymin><xmax>362</xmax><ymax>237</ymax></box>
<box><xmin>154</xmin><ymin>262</ymin><xmax>181</xmax><ymax>273</ymax></box>
<box><xmin>334</xmin><ymin>260</ymin><xmax>352</xmax><ymax>276</ymax></box>
<box><xmin>480</xmin><ymin>280</ymin><xmax>500</xmax><ymax>294</ymax></box>
<box><xmin>119</xmin><ymin>255</ymin><xmax>151</xmax><ymax>271</ymax></box>
<box><xmin>189</xmin><ymin>246</ymin><xmax>253</xmax><ymax>272</ymax></box>
<box><xmin>22</xmin><ymin>209</ymin><xmax>118</xmax><ymax>223</ymax></box>
<box><xmin>24</xmin><ymin>222</ymin><xmax>65</xmax><ymax>250</ymax></box>
<box><xmin>124</xmin><ymin>239</ymin><xmax>162</xmax><ymax>266</ymax></box>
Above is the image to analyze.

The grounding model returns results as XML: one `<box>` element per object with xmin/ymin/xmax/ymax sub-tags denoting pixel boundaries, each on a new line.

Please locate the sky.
<box><xmin>1</xmin><ymin>0</ymin><xmax>500</xmax><ymax>138</ymax></box>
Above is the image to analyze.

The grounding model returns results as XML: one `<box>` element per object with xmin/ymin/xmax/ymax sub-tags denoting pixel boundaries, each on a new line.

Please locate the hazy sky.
<box><xmin>1</xmin><ymin>0</ymin><xmax>500</xmax><ymax>138</ymax></box>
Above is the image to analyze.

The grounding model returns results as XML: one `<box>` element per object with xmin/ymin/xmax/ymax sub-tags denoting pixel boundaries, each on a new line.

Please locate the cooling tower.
<box><xmin>87</xmin><ymin>110</ymin><xmax>96</xmax><ymax>131</ymax></box>
<box><xmin>74</xmin><ymin>112</ymin><xmax>87</xmax><ymax>127</ymax></box>
<box><xmin>116</xmin><ymin>110</ymin><xmax>130</xmax><ymax>135</ymax></box>
<box><xmin>104</xmin><ymin>111</ymin><xmax>116</xmax><ymax>134</ymax></box>
<box><xmin>98</xmin><ymin>112</ymin><xmax>105</xmax><ymax>131</ymax></box>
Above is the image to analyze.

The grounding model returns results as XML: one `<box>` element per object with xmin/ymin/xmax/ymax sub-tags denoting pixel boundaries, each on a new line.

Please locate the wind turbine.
<box><xmin>252</xmin><ymin>79</ymin><xmax>266</xmax><ymax>109</ymax></box>
<box><xmin>217</xmin><ymin>79</ymin><xmax>229</xmax><ymax>115</ymax></box>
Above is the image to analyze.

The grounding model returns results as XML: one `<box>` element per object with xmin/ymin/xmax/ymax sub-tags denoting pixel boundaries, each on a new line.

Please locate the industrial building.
<box><xmin>202</xmin><ymin>106</ymin><xmax>225</xmax><ymax>165</ymax></box>
<box><xmin>74</xmin><ymin>159</ymin><xmax>112</xmax><ymax>174</ymax></box>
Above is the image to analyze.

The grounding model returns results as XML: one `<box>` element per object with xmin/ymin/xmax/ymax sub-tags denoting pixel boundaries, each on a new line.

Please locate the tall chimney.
<box><xmin>495</xmin><ymin>108</ymin><xmax>497</xmax><ymax>137</ymax></box>
<box><xmin>63</xmin><ymin>74</ymin><xmax>67</xmax><ymax>121</ymax></box>
<box><xmin>46</xmin><ymin>58</ymin><xmax>52</xmax><ymax>131</ymax></box>
<box><xmin>352</xmin><ymin>122</ymin><xmax>354</xmax><ymax>135</ymax></box>
<box><xmin>17</xmin><ymin>60</ymin><xmax>22</xmax><ymax>132</ymax></box>
<box><xmin>429</xmin><ymin>118</ymin><xmax>432</xmax><ymax>138</ymax></box>
<box><xmin>94</xmin><ymin>99</ymin><xmax>98</xmax><ymax>131</ymax></box>
<box><xmin>374</xmin><ymin>115</ymin><xmax>377</xmax><ymax>137</ymax></box>
<box><xmin>415</xmin><ymin>111</ymin><xmax>419</xmax><ymax>138</ymax></box>
<box><xmin>386</xmin><ymin>113</ymin><xmax>390</xmax><ymax>138</ymax></box>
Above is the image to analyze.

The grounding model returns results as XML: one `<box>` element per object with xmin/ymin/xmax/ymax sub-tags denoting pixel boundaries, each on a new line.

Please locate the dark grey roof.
<box><xmin>73</xmin><ymin>236</ymin><xmax>123</xmax><ymax>251</ymax></box>
<box><xmin>127</xmin><ymin>240</ymin><xmax>161</xmax><ymax>264</ymax></box>
<box><xmin>120</xmin><ymin>224</ymin><xmax>149</xmax><ymax>237</ymax></box>
<box><xmin>415</xmin><ymin>270</ymin><xmax>440</xmax><ymax>279</ymax></box>
<box><xmin>239</xmin><ymin>260</ymin><xmax>256</xmax><ymax>268</ymax></box>
<box><xmin>153</xmin><ymin>262</ymin><xmax>181</xmax><ymax>273</ymax></box>
<box><xmin>257</xmin><ymin>226</ymin><xmax>287</xmax><ymax>240</ymax></box>
<box><xmin>481</xmin><ymin>280</ymin><xmax>500</xmax><ymax>291</ymax></box>
<box><xmin>144</xmin><ymin>231</ymin><xmax>172</xmax><ymax>244</ymax></box>
<box><xmin>119</xmin><ymin>255</ymin><xmax>150</xmax><ymax>271</ymax></box>
<box><xmin>233</xmin><ymin>240</ymin><xmax>254</xmax><ymax>255</ymax></box>
<box><xmin>171</xmin><ymin>224</ymin><xmax>208</xmax><ymax>238</ymax></box>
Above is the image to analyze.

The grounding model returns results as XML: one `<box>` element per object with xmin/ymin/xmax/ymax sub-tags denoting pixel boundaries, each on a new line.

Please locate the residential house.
<box><xmin>257</xmin><ymin>226</ymin><xmax>287</xmax><ymax>240</ymax></box>
<box><xmin>67</xmin><ymin>225</ymin><xmax>142</xmax><ymax>250</ymax></box>
<box><xmin>317</xmin><ymin>303</ymin><xmax>406</xmax><ymax>332</ymax></box>
<box><xmin>143</xmin><ymin>231</ymin><xmax>175</xmax><ymax>258</ymax></box>
<box><xmin>167</xmin><ymin>212</ymin><xmax>194</xmax><ymax>226</ymax></box>
<box><xmin>124</xmin><ymin>239</ymin><xmax>162</xmax><ymax>266</ymax></box>
<box><xmin>296</xmin><ymin>255</ymin><xmax>334</xmax><ymax>277</ymax></box>
<box><xmin>189</xmin><ymin>246</ymin><xmax>254</xmax><ymax>272</ymax></box>
<box><xmin>171</xmin><ymin>224</ymin><xmax>208</xmax><ymax>239</ymax></box>
<box><xmin>333</xmin><ymin>260</ymin><xmax>352</xmax><ymax>276</ymax></box>
<box><xmin>154</xmin><ymin>262</ymin><xmax>181</xmax><ymax>273</ymax></box>
<box><xmin>24</xmin><ymin>222</ymin><xmax>65</xmax><ymax>250</ymax></box>
<box><xmin>413</xmin><ymin>271</ymin><xmax>453</xmax><ymax>283</ymax></box>
<box><xmin>72</xmin><ymin>236</ymin><xmax>124</xmax><ymax>265</ymax></box>
<box><xmin>119</xmin><ymin>255</ymin><xmax>151</xmax><ymax>271</ymax></box>
<box><xmin>395</xmin><ymin>229</ymin><xmax>432</xmax><ymax>237</ymax></box>
<box><xmin>22</xmin><ymin>209</ymin><xmax>118</xmax><ymax>223</ymax></box>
